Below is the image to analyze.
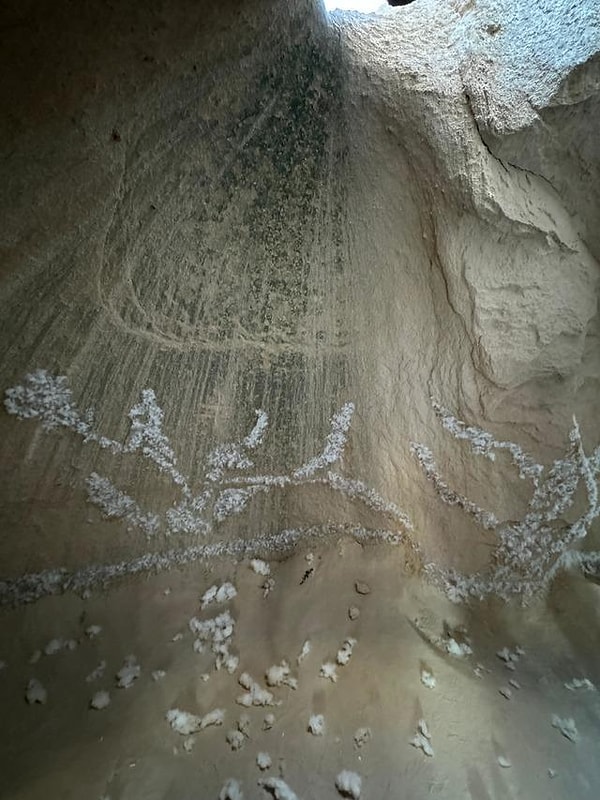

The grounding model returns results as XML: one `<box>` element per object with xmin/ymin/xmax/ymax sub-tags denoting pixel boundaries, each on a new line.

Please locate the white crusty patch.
<box><xmin>411</xmin><ymin>719</ymin><xmax>433</xmax><ymax>757</ymax></box>
<box><xmin>297</xmin><ymin>640</ymin><xmax>311</xmax><ymax>665</ymax></box>
<box><xmin>90</xmin><ymin>690</ymin><xmax>111</xmax><ymax>710</ymax></box>
<box><xmin>224</xmin><ymin>654</ymin><xmax>240</xmax><ymax>674</ymax></box>
<box><xmin>263</xmin><ymin>713</ymin><xmax>275</xmax><ymax>730</ymax></box>
<box><xmin>25</xmin><ymin>678</ymin><xmax>47</xmax><ymax>705</ymax></box>
<box><xmin>565</xmin><ymin>677</ymin><xmax>595</xmax><ymax>692</ymax></box>
<box><xmin>551</xmin><ymin>715</ymin><xmax>579</xmax><ymax>743</ymax></box>
<box><xmin>44</xmin><ymin>638</ymin><xmax>77</xmax><ymax>655</ymax></box>
<box><xmin>166</xmin><ymin>709</ymin><xmax>202</xmax><ymax>735</ymax></box>
<box><xmin>201</xmin><ymin>708</ymin><xmax>226</xmax><ymax>729</ymax></box>
<box><xmin>166</xmin><ymin>707</ymin><xmax>224</xmax><ymax>735</ymax></box>
<box><xmin>353</xmin><ymin>727</ymin><xmax>372</xmax><ymax>748</ymax></box>
<box><xmin>219</xmin><ymin>778</ymin><xmax>243</xmax><ymax>800</ymax></box>
<box><xmin>256</xmin><ymin>752</ymin><xmax>272</xmax><ymax>771</ymax></box>
<box><xmin>496</xmin><ymin>647</ymin><xmax>520</xmax><ymax>664</ymax></box>
<box><xmin>189</xmin><ymin>609</ymin><xmax>236</xmax><ymax>671</ymax></box>
<box><xmin>237</xmin><ymin>673</ymin><xmax>276</xmax><ymax>707</ymax></box>
<box><xmin>116</xmin><ymin>655</ymin><xmax>140</xmax><ymax>688</ymax></box>
<box><xmin>227</xmin><ymin>729</ymin><xmax>245</xmax><ymax>751</ymax></box>
<box><xmin>308</xmin><ymin>713</ymin><xmax>325</xmax><ymax>736</ymax></box>
<box><xmin>335</xmin><ymin>770</ymin><xmax>362</xmax><ymax>799</ymax></box>
<box><xmin>420</xmin><ymin>669</ymin><xmax>436</xmax><ymax>689</ymax></box>
<box><xmin>201</xmin><ymin>581</ymin><xmax>237</xmax><ymax>608</ymax></box>
<box><xmin>258</xmin><ymin>776</ymin><xmax>299</xmax><ymax>800</ymax></box>
<box><xmin>237</xmin><ymin>713</ymin><xmax>251</xmax><ymax>737</ymax></box>
<box><xmin>319</xmin><ymin>662</ymin><xmax>338</xmax><ymax>682</ymax></box>
<box><xmin>266</xmin><ymin>661</ymin><xmax>297</xmax><ymax>689</ymax></box>
<box><xmin>336</xmin><ymin>638</ymin><xmax>357</xmax><ymax>666</ymax></box>
<box><xmin>250</xmin><ymin>559</ymin><xmax>271</xmax><ymax>576</ymax></box>
<box><xmin>445</xmin><ymin>638</ymin><xmax>472</xmax><ymax>657</ymax></box>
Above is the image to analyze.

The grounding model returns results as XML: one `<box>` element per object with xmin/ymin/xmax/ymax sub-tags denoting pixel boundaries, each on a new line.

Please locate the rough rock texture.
<box><xmin>1</xmin><ymin>0</ymin><xmax>599</xmax><ymax>588</ymax></box>
<box><xmin>0</xmin><ymin>0</ymin><xmax>599</xmax><ymax>794</ymax></box>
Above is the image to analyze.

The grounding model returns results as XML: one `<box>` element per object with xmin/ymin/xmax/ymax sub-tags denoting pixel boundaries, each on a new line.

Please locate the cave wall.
<box><xmin>0</xmin><ymin>0</ymin><xmax>599</xmax><ymax>595</ymax></box>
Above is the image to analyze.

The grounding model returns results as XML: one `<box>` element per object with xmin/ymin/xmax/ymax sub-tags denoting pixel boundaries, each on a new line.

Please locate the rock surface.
<box><xmin>1</xmin><ymin>0</ymin><xmax>598</xmax><ymax>598</ymax></box>
<box><xmin>0</xmin><ymin>0</ymin><xmax>599</xmax><ymax>796</ymax></box>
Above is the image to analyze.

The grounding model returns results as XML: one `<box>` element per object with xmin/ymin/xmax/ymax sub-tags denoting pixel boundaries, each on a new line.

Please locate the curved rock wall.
<box><xmin>0</xmin><ymin>0</ymin><xmax>599</xmax><ymax>599</ymax></box>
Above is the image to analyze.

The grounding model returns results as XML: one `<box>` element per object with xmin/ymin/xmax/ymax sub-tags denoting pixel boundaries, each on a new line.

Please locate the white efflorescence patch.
<box><xmin>551</xmin><ymin>715</ymin><xmax>579</xmax><ymax>743</ymax></box>
<box><xmin>411</xmin><ymin>719</ymin><xmax>434</xmax><ymax>757</ymax></box>
<box><xmin>189</xmin><ymin>610</ymin><xmax>236</xmax><ymax>671</ymax></box>
<box><xmin>297</xmin><ymin>640</ymin><xmax>311</xmax><ymax>665</ymax></box>
<box><xmin>293</xmin><ymin>403</ymin><xmax>355</xmax><ymax>480</ymax></box>
<box><xmin>116</xmin><ymin>655</ymin><xmax>140</xmax><ymax>688</ymax></box>
<box><xmin>237</xmin><ymin>673</ymin><xmax>276</xmax><ymax>707</ymax></box>
<box><xmin>8</xmin><ymin>369</ymin><xmax>600</xmax><ymax>606</ymax></box>
<box><xmin>419</xmin><ymin>401</ymin><xmax>600</xmax><ymax>602</ymax></box>
<box><xmin>445</xmin><ymin>638</ymin><xmax>472</xmax><ymax>657</ymax></box>
<box><xmin>353</xmin><ymin>727</ymin><xmax>372</xmax><ymax>748</ymax></box>
<box><xmin>219</xmin><ymin>778</ymin><xmax>244</xmax><ymax>800</ymax></box>
<box><xmin>201</xmin><ymin>582</ymin><xmax>237</xmax><ymax>609</ymax></box>
<box><xmin>420</xmin><ymin>669</ymin><xmax>436</xmax><ymax>689</ymax></box>
<box><xmin>335</xmin><ymin>770</ymin><xmax>362</xmax><ymax>799</ymax></box>
<box><xmin>263</xmin><ymin>713</ymin><xmax>275</xmax><ymax>730</ymax></box>
<box><xmin>166</xmin><ymin>707</ymin><xmax>224</xmax><ymax>735</ymax></box>
<box><xmin>166</xmin><ymin>709</ymin><xmax>202</xmax><ymax>735</ymax></box>
<box><xmin>319</xmin><ymin>662</ymin><xmax>338</xmax><ymax>683</ymax></box>
<box><xmin>257</xmin><ymin>777</ymin><xmax>299</xmax><ymax>800</ymax></box>
<box><xmin>1</xmin><ymin>526</ymin><xmax>402</xmax><ymax>608</ymax></box>
<box><xmin>250</xmin><ymin>559</ymin><xmax>270</xmax><ymax>576</ymax></box>
<box><xmin>265</xmin><ymin>661</ymin><xmax>297</xmax><ymax>690</ymax></box>
<box><xmin>308</xmin><ymin>714</ymin><xmax>325</xmax><ymax>736</ymax></box>
<box><xmin>86</xmin><ymin>472</ymin><xmax>160</xmax><ymax>537</ymax></box>
<box><xmin>336</xmin><ymin>638</ymin><xmax>357</xmax><ymax>666</ymax></box>
<box><xmin>200</xmin><ymin>584</ymin><xmax>217</xmax><ymax>607</ymax></box>
<box><xmin>25</xmin><ymin>678</ymin><xmax>47</xmax><ymax>705</ymax></box>
<box><xmin>44</xmin><ymin>638</ymin><xmax>77</xmax><ymax>655</ymax></box>
<box><xmin>201</xmin><ymin>708</ymin><xmax>226</xmax><ymax>729</ymax></box>
<box><xmin>565</xmin><ymin>677</ymin><xmax>596</xmax><ymax>692</ymax></box>
<box><xmin>90</xmin><ymin>690</ymin><xmax>111</xmax><ymax>710</ymax></box>
<box><xmin>224</xmin><ymin>654</ymin><xmax>240</xmax><ymax>674</ymax></box>
<box><xmin>226</xmin><ymin>729</ymin><xmax>245</xmax><ymax>751</ymax></box>
<box><xmin>256</xmin><ymin>752</ymin><xmax>272</xmax><ymax>771</ymax></box>
<box><xmin>151</xmin><ymin>669</ymin><xmax>166</xmax><ymax>682</ymax></box>
<box><xmin>85</xmin><ymin>625</ymin><xmax>102</xmax><ymax>638</ymax></box>
<box><xmin>496</xmin><ymin>647</ymin><xmax>521</xmax><ymax>664</ymax></box>
<box><xmin>237</xmin><ymin>713</ymin><xmax>251</xmax><ymax>737</ymax></box>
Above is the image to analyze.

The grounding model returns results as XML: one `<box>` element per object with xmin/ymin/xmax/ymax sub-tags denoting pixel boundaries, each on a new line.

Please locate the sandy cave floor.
<box><xmin>0</xmin><ymin>540</ymin><xmax>599</xmax><ymax>800</ymax></box>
